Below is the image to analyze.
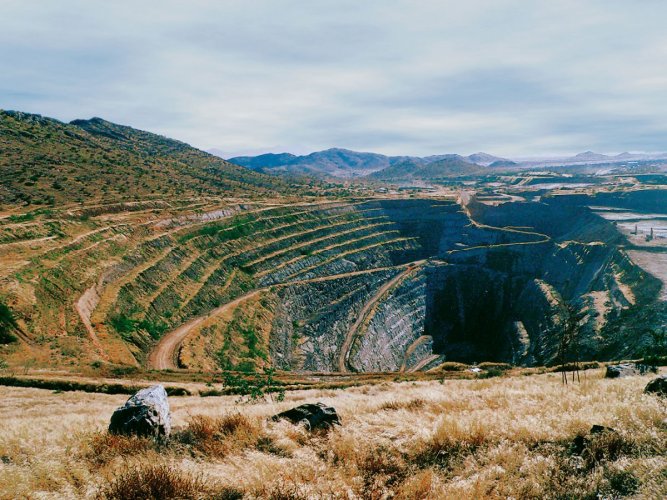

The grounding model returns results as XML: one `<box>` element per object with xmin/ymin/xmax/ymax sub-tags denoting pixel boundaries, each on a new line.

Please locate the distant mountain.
<box><xmin>571</xmin><ymin>151</ymin><xmax>611</xmax><ymax>162</ymax></box>
<box><xmin>227</xmin><ymin>153</ymin><xmax>298</xmax><ymax>171</ymax></box>
<box><xmin>488</xmin><ymin>160</ymin><xmax>518</xmax><ymax>168</ymax></box>
<box><xmin>228</xmin><ymin>148</ymin><xmax>393</xmax><ymax>177</ymax></box>
<box><xmin>0</xmin><ymin>110</ymin><xmax>290</xmax><ymax>207</ymax></box>
<box><xmin>225</xmin><ymin>148</ymin><xmax>511</xmax><ymax>179</ymax></box>
<box><xmin>466</xmin><ymin>152</ymin><xmax>511</xmax><ymax>166</ymax></box>
<box><xmin>368</xmin><ymin>156</ymin><xmax>483</xmax><ymax>181</ymax></box>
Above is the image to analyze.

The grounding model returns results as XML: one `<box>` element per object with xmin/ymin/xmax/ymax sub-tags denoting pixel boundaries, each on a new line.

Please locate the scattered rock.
<box><xmin>644</xmin><ymin>375</ymin><xmax>667</xmax><ymax>397</ymax></box>
<box><xmin>272</xmin><ymin>402</ymin><xmax>340</xmax><ymax>431</ymax></box>
<box><xmin>109</xmin><ymin>385</ymin><xmax>171</xmax><ymax>438</ymax></box>
<box><xmin>572</xmin><ymin>425</ymin><xmax>616</xmax><ymax>455</ymax></box>
<box><xmin>604</xmin><ymin>363</ymin><xmax>656</xmax><ymax>378</ymax></box>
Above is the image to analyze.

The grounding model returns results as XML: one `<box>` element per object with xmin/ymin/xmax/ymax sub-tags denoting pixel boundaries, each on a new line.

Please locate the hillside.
<box><xmin>0</xmin><ymin>111</ymin><xmax>292</xmax><ymax>208</ymax></box>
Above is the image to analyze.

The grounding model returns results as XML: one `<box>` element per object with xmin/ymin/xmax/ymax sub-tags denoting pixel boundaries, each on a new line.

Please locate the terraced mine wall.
<box><xmin>1</xmin><ymin>197</ymin><xmax>662</xmax><ymax>372</ymax></box>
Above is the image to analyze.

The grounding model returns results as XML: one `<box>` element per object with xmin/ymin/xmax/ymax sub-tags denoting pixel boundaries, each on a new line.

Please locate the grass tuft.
<box><xmin>96</xmin><ymin>463</ymin><xmax>213</xmax><ymax>500</ymax></box>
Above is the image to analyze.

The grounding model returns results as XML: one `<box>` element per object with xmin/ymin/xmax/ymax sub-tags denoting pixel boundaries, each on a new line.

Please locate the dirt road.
<box><xmin>338</xmin><ymin>261</ymin><xmax>425</xmax><ymax>372</ymax></box>
<box><xmin>147</xmin><ymin>290</ymin><xmax>261</xmax><ymax>370</ymax></box>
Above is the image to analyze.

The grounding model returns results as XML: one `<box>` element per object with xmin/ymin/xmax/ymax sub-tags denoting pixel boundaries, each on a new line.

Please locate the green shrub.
<box><xmin>479</xmin><ymin>367</ymin><xmax>505</xmax><ymax>378</ymax></box>
<box><xmin>0</xmin><ymin>302</ymin><xmax>18</xmax><ymax>344</ymax></box>
<box><xmin>109</xmin><ymin>313</ymin><xmax>136</xmax><ymax>335</ymax></box>
<box><xmin>477</xmin><ymin>362</ymin><xmax>512</xmax><ymax>371</ymax></box>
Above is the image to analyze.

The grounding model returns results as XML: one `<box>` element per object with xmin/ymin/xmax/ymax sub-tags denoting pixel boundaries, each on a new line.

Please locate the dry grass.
<box><xmin>0</xmin><ymin>369</ymin><xmax>665</xmax><ymax>498</ymax></box>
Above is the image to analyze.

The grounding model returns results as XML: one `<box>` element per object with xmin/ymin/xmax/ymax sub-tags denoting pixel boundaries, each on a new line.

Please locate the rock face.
<box><xmin>272</xmin><ymin>403</ymin><xmax>340</xmax><ymax>431</ymax></box>
<box><xmin>644</xmin><ymin>375</ymin><xmax>667</xmax><ymax>396</ymax></box>
<box><xmin>109</xmin><ymin>385</ymin><xmax>171</xmax><ymax>438</ymax></box>
<box><xmin>605</xmin><ymin>363</ymin><xmax>657</xmax><ymax>378</ymax></box>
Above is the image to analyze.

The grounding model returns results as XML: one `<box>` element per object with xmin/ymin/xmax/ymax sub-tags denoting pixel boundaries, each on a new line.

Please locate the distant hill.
<box><xmin>466</xmin><ymin>152</ymin><xmax>511</xmax><ymax>166</ymax></box>
<box><xmin>368</xmin><ymin>156</ymin><xmax>483</xmax><ymax>181</ymax></box>
<box><xmin>226</xmin><ymin>148</ymin><xmax>509</xmax><ymax>179</ymax></box>
<box><xmin>226</xmin><ymin>152</ymin><xmax>299</xmax><ymax>171</ymax></box>
<box><xmin>228</xmin><ymin>148</ymin><xmax>394</xmax><ymax>177</ymax></box>
<box><xmin>571</xmin><ymin>151</ymin><xmax>611</xmax><ymax>162</ymax></box>
<box><xmin>0</xmin><ymin>110</ymin><xmax>290</xmax><ymax>207</ymax></box>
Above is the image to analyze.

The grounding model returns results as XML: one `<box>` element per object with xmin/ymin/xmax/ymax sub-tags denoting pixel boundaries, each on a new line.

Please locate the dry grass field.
<box><xmin>1</xmin><ymin>368</ymin><xmax>665</xmax><ymax>499</ymax></box>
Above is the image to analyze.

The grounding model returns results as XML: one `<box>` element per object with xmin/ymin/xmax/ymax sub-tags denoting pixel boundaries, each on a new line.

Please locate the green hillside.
<box><xmin>0</xmin><ymin>111</ymin><xmax>292</xmax><ymax>208</ymax></box>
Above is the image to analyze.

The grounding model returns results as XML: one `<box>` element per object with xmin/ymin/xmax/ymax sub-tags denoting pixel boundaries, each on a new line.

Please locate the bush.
<box><xmin>96</xmin><ymin>463</ymin><xmax>213</xmax><ymax>500</ymax></box>
<box><xmin>85</xmin><ymin>432</ymin><xmax>155</xmax><ymax>466</ymax></box>
<box><xmin>0</xmin><ymin>302</ymin><xmax>18</xmax><ymax>344</ymax></box>
<box><xmin>174</xmin><ymin>413</ymin><xmax>262</xmax><ymax>458</ymax></box>
<box><xmin>604</xmin><ymin>468</ymin><xmax>640</xmax><ymax>496</ymax></box>
<box><xmin>479</xmin><ymin>367</ymin><xmax>505</xmax><ymax>378</ymax></box>
<box><xmin>218</xmin><ymin>369</ymin><xmax>285</xmax><ymax>403</ymax></box>
<box><xmin>437</xmin><ymin>362</ymin><xmax>467</xmax><ymax>372</ymax></box>
<box><xmin>110</xmin><ymin>365</ymin><xmax>139</xmax><ymax>377</ymax></box>
<box><xmin>378</xmin><ymin>398</ymin><xmax>426</xmax><ymax>411</ymax></box>
<box><xmin>477</xmin><ymin>362</ymin><xmax>512</xmax><ymax>371</ymax></box>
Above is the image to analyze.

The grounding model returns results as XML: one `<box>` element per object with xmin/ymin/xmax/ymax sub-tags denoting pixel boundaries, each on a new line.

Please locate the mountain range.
<box><xmin>224</xmin><ymin>148</ymin><xmax>512</xmax><ymax>179</ymax></box>
<box><xmin>220</xmin><ymin>147</ymin><xmax>667</xmax><ymax>181</ymax></box>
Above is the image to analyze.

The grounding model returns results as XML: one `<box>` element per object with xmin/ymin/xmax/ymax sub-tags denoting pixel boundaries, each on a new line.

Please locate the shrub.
<box><xmin>85</xmin><ymin>433</ymin><xmax>155</xmax><ymax>466</ymax></box>
<box><xmin>0</xmin><ymin>302</ymin><xmax>18</xmax><ymax>344</ymax></box>
<box><xmin>218</xmin><ymin>369</ymin><xmax>285</xmax><ymax>403</ymax></box>
<box><xmin>477</xmin><ymin>362</ymin><xmax>512</xmax><ymax>371</ymax></box>
<box><xmin>96</xmin><ymin>463</ymin><xmax>213</xmax><ymax>500</ymax></box>
<box><xmin>109</xmin><ymin>313</ymin><xmax>136</xmax><ymax>336</ymax></box>
<box><xmin>378</xmin><ymin>398</ymin><xmax>426</xmax><ymax>411</ymax></box>
<box><xmin>604</xmin><ymin>468</ymin><xmax>640</xmax><ymax>496</ymax></box>
<box><xmin>110</xmin><ymin>365</ymin><xmax>139</xmax><ymax>377</ymax></box>
<box><xmin>479</xmin><ymin>367</ymin><xmax>505</xmax><ymax>378</ymax></box>
<box><xmin>174</xmin><ymin>413</ymin><xmax>262</xmax><ymax>458</ymax></box>
<box><xmin>437</xmin><ymin>362</ymin><xmax>467</xmax><ymax>372</ymax></box>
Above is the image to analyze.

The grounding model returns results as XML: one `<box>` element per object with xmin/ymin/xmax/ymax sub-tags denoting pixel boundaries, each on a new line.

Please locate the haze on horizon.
<box><xmin>1</xmin><ymin>0</ymin><xmax>667</xmax><ymax>158</ymax></box>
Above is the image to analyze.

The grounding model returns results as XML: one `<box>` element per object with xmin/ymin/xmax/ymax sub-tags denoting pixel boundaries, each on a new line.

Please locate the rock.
<box><xmin>109</xmin><ymin>385</ymin><xmax>171</xmax><ymax>438</ymax></box>
<box><xmin>572</xmin><ymin>425</ymin><xmax>616</xmax><ymax>455</ymax></box>
<box><xmin>605</xmin><ymin>363</ymin><xmax>656</xmax><ymax>378</ymax></box>
<box><xmin>272</xmin><ymin>402</ymin><xmax>340</xmax><ymax>431</ymax></box>
<box><xmin>644</xmin><ymin>375</ymin><xmax>667</xmax><ymax>397</ymax></box>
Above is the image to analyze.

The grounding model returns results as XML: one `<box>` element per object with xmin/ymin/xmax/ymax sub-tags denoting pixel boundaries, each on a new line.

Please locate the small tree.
<box><xmin>642</xmin><ymin>328</ymin><xmax>667</xmax><ymax>369</ymax></box>
<box><xmin>558</xmin><ymin>303</ymin><xmax>586</xmax><ymax>384</ymax></box>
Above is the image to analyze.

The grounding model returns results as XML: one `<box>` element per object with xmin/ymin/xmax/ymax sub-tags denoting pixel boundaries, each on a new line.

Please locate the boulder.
<box><xmin>605</xmin><ymin>363</ymin><xmax>656</xmax><ymax>378</ymax></box>
<box><xmin>644</xmin><ymin>375</ymin><xmax>667</xmax><ymax>397</ymax></box>
<box><xmin>272</xmin><ymin>402</ymin><xmax>340</xmax><ymax>431</ymax></box>
<box><xmin>571</xmin><ymin>425</ymin><xmax>616</xmax><ymax>455</ymax></box>
<box><xmin>109</xmin><ymin>385</ymin><xmax>171</xmax><ymax>438</ymax></box>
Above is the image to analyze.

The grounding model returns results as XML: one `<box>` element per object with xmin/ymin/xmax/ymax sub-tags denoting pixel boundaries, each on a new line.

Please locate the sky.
<box><xmin>1</xmin><ymin>0</ymin><xmax>666</xmax><ymax>158</ymax></box>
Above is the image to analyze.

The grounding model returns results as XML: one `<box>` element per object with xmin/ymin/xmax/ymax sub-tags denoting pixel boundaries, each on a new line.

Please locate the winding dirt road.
<box><xmin>147</xmin><ymin>290</ymin><xmax>261</xmax><ymax>370</ymax></box>
<box><xmin>147</xmin><ymin>262</ymin><xmax>426</xmax><ymax>370</ymax></box>
<box><xmin>338</xmin><ymin>260</ymin><xmax>425</xmax><ymax>372</ymax></box>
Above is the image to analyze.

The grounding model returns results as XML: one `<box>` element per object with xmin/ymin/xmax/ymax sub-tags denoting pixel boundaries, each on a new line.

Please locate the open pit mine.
<box><xmin>3</xmin><ymin>194</ymin><xmax>662</xmax><ymax>374</ymax></box>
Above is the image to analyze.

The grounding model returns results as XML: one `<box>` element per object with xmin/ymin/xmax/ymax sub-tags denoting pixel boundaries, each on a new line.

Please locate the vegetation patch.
<box><xmin>0</xmin><ymin>376</ymin><xmax>190</xmax><ymax>396</ymax></box>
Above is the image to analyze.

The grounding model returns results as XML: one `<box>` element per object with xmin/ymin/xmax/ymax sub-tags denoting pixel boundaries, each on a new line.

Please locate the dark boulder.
<box><xmin>644</xmin><ymin>375</ymin><xmax>667</xmax><ymax>397</ymax></box>
<box><xmin>109</xmin><ymin>385</ymin><xmax>171</xmax><ymax>438</ymax></box>
<box><xmin>605</xmin><ymin>363</ymin><xmax>656</xmax><ymax>378</ymax></box>
<box><xmin>272</xmin><ymin>402</ymin><xmax>340</xmax><ymax>431</ymax></box>
<box><xmin>571</xmin><ymin>425</ymin><xmax>616</xmax><ymax>455</ymax></box>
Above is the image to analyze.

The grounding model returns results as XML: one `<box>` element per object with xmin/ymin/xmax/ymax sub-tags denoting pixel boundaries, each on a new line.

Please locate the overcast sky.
<box><xmin>1</xmin><ymin>0</ymin><xmax>666</xmax><ymax>157</ymax></box>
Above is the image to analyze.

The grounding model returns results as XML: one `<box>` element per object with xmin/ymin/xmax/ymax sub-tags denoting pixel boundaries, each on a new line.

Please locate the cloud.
<box><xmin>1</xmin><ymin>0</ymin><xmax>666</xmax><ymax>157</ymax></box>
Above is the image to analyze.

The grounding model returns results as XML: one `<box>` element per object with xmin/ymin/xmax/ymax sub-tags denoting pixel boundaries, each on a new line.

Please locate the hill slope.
<box><xmin>0</xmin><ymin>111</ymin><xmax>290</xmax><ymax>208</ymax></box>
